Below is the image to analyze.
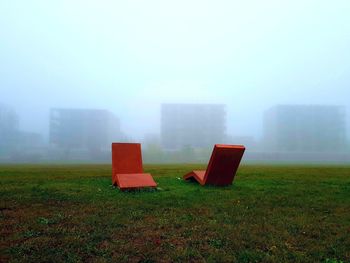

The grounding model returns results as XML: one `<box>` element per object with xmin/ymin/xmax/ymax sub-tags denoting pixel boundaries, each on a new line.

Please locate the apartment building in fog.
<box><xmin>263</xmin><ymin>105</ymin><xmax>346</xmax><ymax>152</ymax></box>
<box><xmin>49</xmin><ymin>108</ymin><xmax>122</xmax><ymax>151</ymax></box>
<box><xmin>161</xmin><ymin>103</ymin><xmax>226</xmax><ymax>149</ymax></box>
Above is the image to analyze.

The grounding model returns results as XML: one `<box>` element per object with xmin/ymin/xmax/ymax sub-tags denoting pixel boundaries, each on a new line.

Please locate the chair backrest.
<box><xmin>204</xmin><ymin>144</ymin><xmax>245</xmax><ymax>186</ymax></box>
<box><xmin>111</xmin><ymin>143</ymin><xmax>144</xmax><ymax>177</ymax></box>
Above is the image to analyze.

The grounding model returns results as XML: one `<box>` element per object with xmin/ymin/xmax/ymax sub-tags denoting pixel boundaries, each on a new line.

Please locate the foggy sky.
<box><xmin>1</xmin><ymin>0</ymin><xmax>350</xmax><ymax>141</ymax></box>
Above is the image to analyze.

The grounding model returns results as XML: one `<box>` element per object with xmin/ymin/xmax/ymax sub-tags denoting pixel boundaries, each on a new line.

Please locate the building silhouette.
<box><xmin>0</xmin><ymin>104</ymin><xmax>20</xmax><ymax>155</ymax></box>
<box><xmin>263</xmin><ymin>105</ymin><xmax>346</xmax><ymax>152</ymax></box>
<box><xmin>49</xmin><ymin>108</ymin><xmax>122</xmax><ymax>152</ymax></box>
<box><xmin>161</xmin><ymin>103</ymin><xmax>226</xmax><ymax>150</ymax></box>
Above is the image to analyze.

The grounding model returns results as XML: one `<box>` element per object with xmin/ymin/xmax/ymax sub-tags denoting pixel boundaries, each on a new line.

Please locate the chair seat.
<box><xmin>115</xmin><ymin>173</ymin><xmax>157</xmax><ymax>190</ymax></box>
<box><xmin>193</xmin><ymin>170</ymin><xmax>206</xmax><ymax>180</ymax></box>
<box><xmin>184</xmin><ymin>170</ymin><xmax>206</xmax><ymax>185</ymax></box>
<box><xmin>183</xmin><ymin>144</ymin><xmax>245</xmax><ymax>186</ymax></box>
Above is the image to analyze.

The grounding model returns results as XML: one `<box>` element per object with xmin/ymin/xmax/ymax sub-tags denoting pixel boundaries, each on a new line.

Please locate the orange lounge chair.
<box><xmin>112</xmin><ymin>143</ymin><xmax>157</xmax><ymax>190</ymax></box>
<box><xmin>183</xmin><ymin>144</ymin><xmax>245</xmax><ymax>186</ymax></box>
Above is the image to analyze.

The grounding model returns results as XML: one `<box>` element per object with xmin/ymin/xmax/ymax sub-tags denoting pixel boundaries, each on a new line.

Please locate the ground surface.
<box><xmin>0</xmin><ymin>164</ymin><xmax>349</xmax><ymax>262</ymax></box>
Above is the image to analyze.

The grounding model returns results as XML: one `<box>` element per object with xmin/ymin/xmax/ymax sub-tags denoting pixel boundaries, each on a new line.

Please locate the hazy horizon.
<box><xmin>1</xmin><ymin>0</ymin><xmax>350</xmax><ymax>141</ymax></box>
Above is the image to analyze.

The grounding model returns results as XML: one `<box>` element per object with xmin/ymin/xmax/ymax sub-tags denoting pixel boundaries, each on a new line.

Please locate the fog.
<box><xmin>1</xmin><ymin>0</ymin><xmax>350</xmax><ymax>163</ymax></box>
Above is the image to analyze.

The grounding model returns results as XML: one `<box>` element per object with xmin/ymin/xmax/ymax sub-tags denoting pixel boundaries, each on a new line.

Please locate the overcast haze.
<box><xmin>1</xmin><ymin>0</ymin><xmax>350</xmax><ymax>140</ymax></box>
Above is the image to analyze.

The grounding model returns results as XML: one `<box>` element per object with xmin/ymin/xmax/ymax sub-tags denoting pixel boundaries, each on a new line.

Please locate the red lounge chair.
<box><xmin>112</xmin><ymin>143</ymin><xmax>157</xmax><ymax>190</ymax></box>
<box><xmin>183</xmin><ymin>144</ymin><xmax>245</xmax><ymax>186</ymax></box>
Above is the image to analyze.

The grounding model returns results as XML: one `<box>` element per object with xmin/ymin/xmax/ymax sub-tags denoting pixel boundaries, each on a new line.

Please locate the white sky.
<box><xmin>1</xmin><ymin>0</ymin><xmax>350</xmax><ymax>140</ymax></box>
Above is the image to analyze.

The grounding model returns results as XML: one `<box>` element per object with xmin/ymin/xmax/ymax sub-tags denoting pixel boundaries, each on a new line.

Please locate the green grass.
<box><xmin>0</xmin><ymin>164</ymin><xmax>349</xmax><ymax>262</ymax></box>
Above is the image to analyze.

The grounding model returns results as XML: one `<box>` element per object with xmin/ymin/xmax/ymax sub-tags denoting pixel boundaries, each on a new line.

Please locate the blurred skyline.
<box><xmin>1</xmin><ymin>0</ymin><xmax>350</xmax><ymax>140</ymax></box>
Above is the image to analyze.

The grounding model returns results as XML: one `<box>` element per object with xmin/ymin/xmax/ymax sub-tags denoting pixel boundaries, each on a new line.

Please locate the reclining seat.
<box><xmin>183</xmin><ymin>144</ymin><xmax>245</xmax><ymax>186</ymax></box>
<box><xmin>112</xmin><ymin>143</ymin><xmax>157</xmax><ymax>190</ymax></box>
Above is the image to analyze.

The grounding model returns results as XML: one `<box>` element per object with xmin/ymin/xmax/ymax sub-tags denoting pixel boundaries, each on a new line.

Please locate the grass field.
<box><xmin>1</xmin><ymin>164</ymin><xmax>349</xmax><ymax>262</ymax></box>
